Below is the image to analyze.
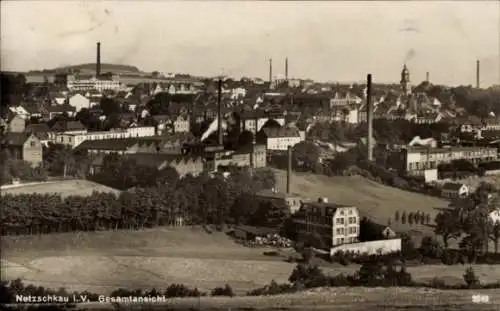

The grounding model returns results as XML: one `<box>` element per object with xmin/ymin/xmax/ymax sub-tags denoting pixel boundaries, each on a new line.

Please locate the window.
<box><xmin>30</xmin><ymin>141</ymin><xmax>36</xmax><ymax>147</ymax></box>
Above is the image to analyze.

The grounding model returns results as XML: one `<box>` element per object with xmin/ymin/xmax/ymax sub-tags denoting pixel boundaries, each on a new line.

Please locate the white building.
<box><xmin>258</xmin><ymin>127</ymin><xmax>303</xmax><ymax>151</ymax></box>
<box><xmin>68</xmin><ymin>93</ymin><xmax>91</xmax><ymax>112</ymax></box>
<box><xmin>400</xmin><ymin>146</ymin><xmax>498</xmax><ymax>177</ymax></box>
<box><xmin>67</xmin><ymin>75</ymin><xmax>121</xmax><ymax>92</ymax></box>
<box><xmin>52</xmin><ymin>126</ymin><xmax>156</xmax><ymax>148</ymax></box>
<box><xmin>294</xmin><ymin>198</ymin><xmax>360</xmax><ymax>248</ymax></box>
<box><xmin>489</xmin><ymin>208</ymin><xmax>500</xmax><ymax>225</ymax></box>
<box><xmin>441</xmin><ymin>183</ymin><xmax>469</xmax><ymax>199</ymax></box>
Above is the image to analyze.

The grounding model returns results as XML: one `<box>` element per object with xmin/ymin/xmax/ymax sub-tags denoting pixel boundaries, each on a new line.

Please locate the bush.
<box><xmin>165</xmin><ymin>284</ymin><xmax>203</xmax><ymax>298</ymax></box>
<box><xmin>420</xmin><ymin>236</ymin><xmax>443</xmax><ymax>259</ymax></box>
<box><xmin>463</xmin><ymin>267</ymin><xmax>480</xmax><ymax>288</ymax></box>
<box><xmin>211</xmin><ymin>284</ymin><xmax>234</xmax><ymax>297</ymax></box>
<box><xmin>263</xmin><ymin>251</ymin><xmax>279</xmax><ymax>256</ymax></box>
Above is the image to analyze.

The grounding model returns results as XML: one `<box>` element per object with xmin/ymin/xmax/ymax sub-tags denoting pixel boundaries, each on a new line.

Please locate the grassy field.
<box><xmin>3</xmin><ymin>228</ymin><xmax>500</xmax><ymax>296</ymax></box>
<box><xmin>273</xmin><ymin>169</ymin><xmax>448</xmax><ymax>234</ymax></box>
<box><xmin>1</xmin><ymin>180</ymin><xmax>121</xmax><ymax>197</ymax></box>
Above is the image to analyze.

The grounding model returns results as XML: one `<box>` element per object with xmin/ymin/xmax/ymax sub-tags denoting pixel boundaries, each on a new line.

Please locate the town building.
<box><xmin>68</xmin><ymin>93</ymin><xmax>91</xmax><ymax>112</ymax></box>
<box><xmin>24</xmin><ymin>123</ymin><xmax>51</xmax><ymax>146</ymax></box>
<box><xmin>67</xmin><ymin>74</ymin><xmax>121</xmax><ymax>92</ymax></box>
<box><xmin>126</xmin><ymin>153</ymin><xmax>205</xmax><ymax>177</ymax></box>
<box><xmin>240</xmin><ymin>111</ymin><xmax>286</xmax><ymax>135</ymax></box>
<box><xmin>293</xmin><ymin>198</ymin><xmax>360</xmax><ymax>249</ymax></box>
<box><xmin>1</xmin><ymin>133</ymin><xmax>43</xmax><ymax>167</ymax></box>
<box><xmin>441</xmin><ymin>183</ymin><xmax>470</xmax><ymax>199</ymax></box>
<box><xmin>255</xmin><ymin>189</ymin><xmax>303</xmax><ymax>214</ymax></box>
<box><xmin>395</xmin><ymin>146</ymin><xmax>498</xmax><ymax>176</ymax></box>
<box><xmin>4</xmin><ymin>113</ymin><xmax>26</xmax><ymax>133</ymax></box>
<box><xmin>256</xmin><ymin>127</ymin><xmax>303</xmax><ymax>151</ymax></box>
<box><xmin>52</xmin><ymin>126</ymin><xmax>156</xmax><ymax>148</ymax></box>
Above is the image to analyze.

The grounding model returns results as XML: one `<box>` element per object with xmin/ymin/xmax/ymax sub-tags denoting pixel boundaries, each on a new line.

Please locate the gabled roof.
<box><xmin>262</xmin><ymin>127</ymin><xmax>300</xmax><ymax>138</ymax></box>
<box><xmin>51</xmin><ymin>120</ymin><xmax>87</xmax><ymax>132</ymax></box>
<box><xmin>77</xmin><ymin>138</ymin><xmax>140</xmax><ymax>151</ymax></box>
<box><xmin>44</xmin><ymin>104</ymin><xmax>77</xmax><ymax>113</ymax></box>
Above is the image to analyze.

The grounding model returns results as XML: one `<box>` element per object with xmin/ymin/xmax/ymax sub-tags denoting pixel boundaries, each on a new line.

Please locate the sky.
<box><xmin>1</xmin><ymin>1</ymin><xmax>499</xmax><ymax>87</ymax></box>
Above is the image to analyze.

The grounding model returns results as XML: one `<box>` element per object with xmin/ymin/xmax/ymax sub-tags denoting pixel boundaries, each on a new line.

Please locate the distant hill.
<box><xmin>28</xmin><ymin>63</ymin><xmax>141</xmax><ymax>75</ymax></box>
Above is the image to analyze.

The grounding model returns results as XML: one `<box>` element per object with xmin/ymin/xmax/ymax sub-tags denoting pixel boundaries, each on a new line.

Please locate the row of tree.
<box><xmin>1</xmin><ymin>160</ymin><xmax>289</xmax><ymax>235</ymax></box>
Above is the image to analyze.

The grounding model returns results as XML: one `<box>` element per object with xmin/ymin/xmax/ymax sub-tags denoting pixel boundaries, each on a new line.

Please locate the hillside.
<box><xmin>29</xmin><ymin>63</ymin><xmax>141</xmax><ymax>75</ymax></box>
<box><xmin>273</xmin><ymin>169</ymin><xmax>448</xmax><ymax>229</ymax></box>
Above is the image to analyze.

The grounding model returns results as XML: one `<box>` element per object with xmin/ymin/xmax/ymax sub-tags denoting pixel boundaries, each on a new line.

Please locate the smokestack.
<box><xmin>367</xmin><ymin>74</ymin><xmax>374</xmax><ymax>162</ymax></box>
<box><xmin>217</xmin><ymin>78</ymin><xmax>223</xmax><ymax>146</ymax></box>
<box><xmin>285</xmin><ymin>57</ymin><xmax>288</xmax><ymax>81</ymax></box>
<box><xmin>269</xmin><ymin>58</ymin><xmax>273</xmax><ymax>84</ymax></box>
<box><xmin>426</xmin><ymin>72</ymin><xmax>430</xmax><ymax>83</ymax></box>
<box><xmin>96</xmin><ymin>42</ymin><xmax>101</xmax><ymax>78</ymax></box>
<box><xmin>476</xmin><ymin>60</ymin><xmax>480</xmax><ymax>88</ymax></box>
<box><xmin>287</xmin><ymin>145</ymin><xmax>292</xmax><ymax>194</ymax></box>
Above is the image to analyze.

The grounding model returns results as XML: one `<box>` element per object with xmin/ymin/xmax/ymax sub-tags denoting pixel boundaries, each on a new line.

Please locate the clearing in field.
<box><xmin>3</xmin><ymin>227</ymin><xmax>500</xmax><ymax>296</ymax></box>
<box><xmin>1</xmin><ymin>180</ymin><xmax>121</xmax><ymax>197</ymax></box>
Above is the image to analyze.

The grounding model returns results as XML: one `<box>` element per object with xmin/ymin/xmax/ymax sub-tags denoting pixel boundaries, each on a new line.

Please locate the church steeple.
<box><xmin>400</xmin><ymin>64</ymin><xmax>411</xmax><ymax>96</ymax></box>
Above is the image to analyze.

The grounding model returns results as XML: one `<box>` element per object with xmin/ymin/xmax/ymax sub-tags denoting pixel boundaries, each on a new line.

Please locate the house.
<box><xmin>49</xmin><ymin>92</ymin><xmax>67</xmax><ymax>105</ymax></box>
<box><xmin>173</xmin><ymin>114</ymin><xmax>190</xmax><ymax>133</ymax></box>
<box><xmin>25</xmin><ymin>123</ymin><xmax>51</xmax><ymax>146</ymax></box>
<box><xmin>441</xmin><ymin>183</ymin><xmax>469</xmax><ymax>199</ymax></box>
<box><xmin>68</xmin><ymin>93</ymin><xmax>91</xmax><ymax>112</ymax></box>
<box><xmin>41</xmin><ymin>104</ymin><xmax>77</xmax><ymax>120</ymax></box>
<box><xmin>293</xmin><ymin>198</ymin><xmax>360</xmax><ymax>250</ymax></box>
<box><xmin>1</xmin><ymin>132</ymin><xmax>43</xmax><ymax>167</ymax></box>
<box><xmin>5</xmin><ymin>113</ymin><xmax>26</xmax><ymax>133</ymax></box>
<box><xmin>255</xmin><ymin>189</ymin><xmax>303</xmax><ymax>214</ymax></box>
<box><xmin>397</xmin><ymin>146</ymin><xmax>498</xmax><ymax>177</ymax></box>
<box><xmin>8</xmin><ymin>105</ymin><xmax>30</xmax><ymax>119</ymax></box>
<box><xmin>256</xmin><ymin>127</ymin><xmax>303</xmax><ymax>151</ymax></box>
<box><xmin>489</xmin><ymin>208</ymin><xmax>500</xmax><ymax>225</ymax></box>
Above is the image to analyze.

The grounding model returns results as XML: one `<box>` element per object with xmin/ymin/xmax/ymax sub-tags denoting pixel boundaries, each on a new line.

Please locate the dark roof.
<box><xmin>1</xmin><ymin>132</ymin><xmax>30</xmax><ymax>146</ymax></box>
<box><xmin>77</xmin><ymin>138</ymin><xmax>140</xmax><ymax>151</ymax></box>
<box><xmin>126</xmin><ymin>153</ymin><xmax>203</xmax><ymax>168</ymax></box>
<box><xmin>255</xmin><ymin>189</ymin><xmax>301</xmax><ymax>199</ymax></box>
<box><xmin>45</xmin><ymin>104</ymin><xmax>76</xmax><ymax>113</ymax></box>
<box><xmin>442</xmin><ymin>183</ymin><xmax>466</xmax><ymax>191</ymax></box>
<box><xmin>51</xmin><ymin>120</ymin><xmax>86</xmax><ymax>132</ymax></box>
<box><xmin>25</xmin><ymin>123</ymin><xmax>51</xmax><ymax>140</ymax></box>
<box><xmin>232</xmin><ymin>225</ymin><xmax>278</xmax><ymax>236</ymax></box>
<box><xmin>262</xmin><ymin>127</ymin><xmax>300</xmax><ymax>138</ymax></box>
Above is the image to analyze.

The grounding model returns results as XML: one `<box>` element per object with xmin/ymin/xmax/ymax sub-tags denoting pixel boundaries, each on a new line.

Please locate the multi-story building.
<box><xmin>52</xmin><ymin>126</ymin><xmax>156</xmax><ymax>148</ymax></box>
<box><xmin>127</xmin><ymin>153</ymin><xmax>205</xmax><ymax>177</ymax></box>
<box><xmin>293</xmin><ymin>198</ymin><xmax>360</xmax><ymax>249</ymax></box>
<box><xmin>68</xmin><ymin>93</ymin><xmax>91</xmax><ymax>112</ymax></box>
<box><xmin>395</xmin><ymin>146</ymin><xmax>498</xmax><ymax>176</ymax></box>
<box><xmin>67</xmin><ymin>74</ymin><xmax>121</xmax><ymax>92</ymax></box>
<box><xmin>5</xmin><ymin>113</ymin><xmax>26</xmax><ymax>133</ymax></box>
<box><xmin>1</xmin><ymin>133</ymin><xmax>43</xmax><ymax>167</ymax></box>
<box><xmin>256</xmin><ymin>127</ymin><xmax>303</xmax><ymax>151</ymax></box>
<box><xmin>240</xmin><ymin>111</ymin><xmax>286</xmax><ymax>135</ymax></box>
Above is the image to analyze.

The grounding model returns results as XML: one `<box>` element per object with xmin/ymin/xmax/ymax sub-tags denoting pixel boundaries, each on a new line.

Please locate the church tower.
<box><xmin>400</xmin><ymin>64</ymin><xmax>411</xmax><ymax>96</ymax></box>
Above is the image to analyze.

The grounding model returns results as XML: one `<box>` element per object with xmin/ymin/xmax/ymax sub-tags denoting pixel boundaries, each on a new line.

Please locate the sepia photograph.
<box><xmin>1</xmin><ymin>1</ymin><xmax>499</xmax><ymax>310</ymax></box>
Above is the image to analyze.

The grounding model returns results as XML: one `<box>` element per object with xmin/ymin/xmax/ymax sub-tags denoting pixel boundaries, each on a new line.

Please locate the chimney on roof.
<box><xmin>285</xmin><ymin>57</ymin><xmax>288</xmax><ymax>81</ymax></box>
<box><xmin>476</xmin><ymin>60</ymin><xmax>480</xmax><ymax>88</ymax></box>
<box><xmin>269</xmin><ymin>58</ymin><xmax>273</xmax><ymax>85</ymax></box>
<box><xmin>96</xmin><ymin>42</ymin><xmax>101</xmax><ymax>78</ymax></box>
<box><xmin>426</xmin><ymin>71</ymin><xmax>430</xmax><ymax>83</ymax></box>
<box><xmin>286</xmin><ymin>145</ymin><xmax>292</xmax><ymax>194</ymax></box>
<box><xmin>217</xmin><ymin>78</ymin><xmax>223</xmax><ymax>146</ymax></box>
<box><xmin>367</xmin><ymin>74</ymin><xmax>374</xmax><ymax>162</ymax></box>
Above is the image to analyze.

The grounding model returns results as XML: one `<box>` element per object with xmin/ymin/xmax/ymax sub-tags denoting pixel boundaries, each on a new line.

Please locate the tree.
<box><xmin>426</xmin><ymin>213</ymin><xmax>431</xmax><ymax>225</ymax></box>
<box><xmin>292</xmin><ymin>141</ymin><xmax>321</xmax><ymax>171</ymax></box>
<box><xmin>408</xmin><ymin>212</ymin><xmax>414</xmax><ymax>226</ymax></box>
<box><xmin>492</xmin><ymin>221</ymin><xmax>500</xmax><ymax>254</ymax></box>
<box><xmin>434</xmin><ymin>210</ymin><xmax>461</xmax><ymax>249</ymax></box>
<box><xmin>395</xmin><ymin>210</ymin><xmax>400</xmax><ymax>222</ymax></box>
<box><xmin>401</xmin><ymin>211</ymin><xmax>407</xmax><ymax>224</ymax></box>
<box><xmin>238</xmin><ymin>130</ymin><xmax>254</xmax><ymax>147</ymax></box>
<box><xmin>420</xmin><ymin>236</ymin><xmax>443</xmax><ymax>258</ymax></box>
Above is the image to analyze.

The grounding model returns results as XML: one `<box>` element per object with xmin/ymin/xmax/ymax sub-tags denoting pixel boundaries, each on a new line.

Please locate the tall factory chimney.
<box><xmin>269</xmin><ymin>58</ymin><xmax>273</xmax><ymax>85</ymax></box>
<box><xmin>476</xmin><ymin>60</ymin><xmax>480</xmax><ymax>88</ymax></box>
<box><xmin>287</xmin><ymin>145</ymin><xmax>292</xmax><ymax>194</ymax></box>
<box><xmin>96</xmin><ymin>42</ymin><xmax>101</xmax><ymax>78</ymax></box>
<box><xmin>366</xmin><ymin>74</ymin><xmax>374</xmax><ymax>162</ymax></box>
<box><xmin>217</xmin><ymin>78</ymin><xmax>223</xmax><ymax>146</ymax></box>
<box><xmin>426</xmin><ymin>72</ymin><xmax>430</xmax><ymax>83</ymax></box>
<box><xmin>285</xmin><ymin>57</ymin><xmax>289</xmax><ymax>81</ymax></box>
